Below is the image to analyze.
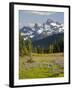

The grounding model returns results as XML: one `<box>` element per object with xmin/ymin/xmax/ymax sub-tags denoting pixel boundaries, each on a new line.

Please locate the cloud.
<box><xmin>30</xmin><ymin>11</ymin><xmax>55</xmax><ymax>16</ymax></box>
<box><xmin>20</xmin><ymin>10</ymin><xmax>56</xmax><ymax>16</ymax></box>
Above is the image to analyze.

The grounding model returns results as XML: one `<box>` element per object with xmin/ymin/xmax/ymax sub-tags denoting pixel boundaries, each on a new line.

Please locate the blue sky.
<box><xmin>19</xmin><ymin>10</ymin><xmax>64</xmax><ymax>29</ymax></box>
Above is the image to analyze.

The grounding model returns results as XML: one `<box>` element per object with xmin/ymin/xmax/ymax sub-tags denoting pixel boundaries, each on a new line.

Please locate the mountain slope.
<box><xmin>20</xmin><ymin>19</ymin><xmax>64</xmax><ymax>41</ymax></box>
<box><xmin>32</xmin><ymin>32</ymin><xmax>64</xmax><ymax>48</ymax></box>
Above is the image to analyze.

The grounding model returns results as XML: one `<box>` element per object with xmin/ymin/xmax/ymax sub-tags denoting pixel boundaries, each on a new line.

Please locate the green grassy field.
<box><xmin>19</xmin><ymin>53</ymin><xmax>64</xmax><ymax>79</ymax></box>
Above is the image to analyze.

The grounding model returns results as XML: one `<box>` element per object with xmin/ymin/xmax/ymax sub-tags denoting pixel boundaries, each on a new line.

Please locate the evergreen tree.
<box><xmin>36</xmin><ymin>45</ymin><xmax>41</xmax><ymax>54</ymax></box>
<box><xmin>19</xmin><ymin>33</ymin><xmax>25</xmax><ymax>56</ymax></box>
<box><xmin>34</xmin><ymin>47</ymin><xmax>37</xmax><ymax>53</ymax></box>
<box><xmin>27</xmin><ymin>37</ymin><xmax>33</xmax><ymax>62</ymax></box>
<box><xmin>48</xmin><ymin>44</ymin><xmax>53</xmax><ymax>53</ymax></box>
<box><xmin>19</xmin><ymin>33</ymin><xmax>29</xmax><ymax>56</ymax></box>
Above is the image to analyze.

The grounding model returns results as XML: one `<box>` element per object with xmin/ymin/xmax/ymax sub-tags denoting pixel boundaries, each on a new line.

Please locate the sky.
<box><xmin>19</xmin><ymin>10</ymin><xmax>64</xmax><ymax>29</ymax></box>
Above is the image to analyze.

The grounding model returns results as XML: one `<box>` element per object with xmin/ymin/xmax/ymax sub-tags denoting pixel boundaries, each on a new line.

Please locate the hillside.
<box><xmin>32</xmin><ymin>32</ymin><xmax>64</xmax><ymax>48</ymax></box>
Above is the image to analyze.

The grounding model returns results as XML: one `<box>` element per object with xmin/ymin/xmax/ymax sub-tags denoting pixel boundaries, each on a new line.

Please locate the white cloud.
<box><xmin>20</xmin><ymin>10</ymin><xmax>56</xmax><ymax>16</ymax></box>
<box><xmin>30</xmin><ymin>11</ymin><xmax>56</xmax><ymax>16</ymax></box>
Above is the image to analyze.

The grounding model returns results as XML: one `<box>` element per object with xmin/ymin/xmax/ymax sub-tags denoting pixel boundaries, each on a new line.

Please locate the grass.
<box><xmin>19</xmin><ymin>53</ymin><xmax>64</xmax><ymax>79</ymax></box>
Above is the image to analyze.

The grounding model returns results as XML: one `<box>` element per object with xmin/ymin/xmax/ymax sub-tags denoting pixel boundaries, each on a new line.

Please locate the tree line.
<box><xmin>33</xmin><ymin>38</ymin><xmax>64</xmax><ymax>54</ymax></box>
<box><xmin>19</xmin><ymin>33</ymin><xmax>32</xmax><ymax>56</ymax></box>
<box><xmin>19</xmin><ymin>33</ymin><xmax>64</xmax><ymax>57</ymax></box>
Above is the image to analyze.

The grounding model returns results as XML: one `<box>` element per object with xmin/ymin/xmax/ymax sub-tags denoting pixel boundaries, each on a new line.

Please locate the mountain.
<box><xmin>46</xmin><ymin>19</ymin><xmax>54</xmax><ymax>25</ymax></box>
<box><xmin>19</xmin><ymin>19</ymin><xmax>64</xmax><ymax>41</ymax></box>
<box><xmin>32</xmin><ymin>32</ymin><xmax>64</xmax><ymax>48</ymax></box>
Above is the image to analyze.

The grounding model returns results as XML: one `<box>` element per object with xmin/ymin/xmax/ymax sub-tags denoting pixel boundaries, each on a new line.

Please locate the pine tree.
<box><xmin>34</xmin><ymin>47</ymin><xmax>37</xmax><ymax>53</ymax></box>
<box><xmin>49</xmin><ymin>44</ymin><xmax>53</xmax><ymax>53</ymax></box>
<box><xmin>19</xmin><ymin>33</ymin><xmax>25</xmax><ymax>56</ymax></box>
<box><xmin>27</xmin><ymin>37</ymin><xmax>33</xmax><ymax>63</ymax></box>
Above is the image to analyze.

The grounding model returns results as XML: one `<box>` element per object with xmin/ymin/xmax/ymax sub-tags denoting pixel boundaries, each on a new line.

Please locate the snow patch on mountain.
<box><xmin>20</xmin><ymin>19</ymin><xmax>64</xmax><ymax>41</ymax></box>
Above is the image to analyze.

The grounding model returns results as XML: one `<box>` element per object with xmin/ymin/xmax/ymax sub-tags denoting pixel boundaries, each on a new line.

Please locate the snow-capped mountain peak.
<box><xmin>20</xmin><ymin>19</ymin><xmax>64</xmax><ymax>41</ymax></box>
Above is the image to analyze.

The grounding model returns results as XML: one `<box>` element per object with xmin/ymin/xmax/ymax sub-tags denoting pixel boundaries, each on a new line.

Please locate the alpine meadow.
<box><xmin>19</xmin><ymin>10</ymin><xmax>64</xmax><ymax>79</ymax></box>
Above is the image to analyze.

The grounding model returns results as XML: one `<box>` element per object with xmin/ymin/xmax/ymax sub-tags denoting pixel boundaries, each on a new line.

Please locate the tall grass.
<box><xmin>19</xmin><ymin>53</ymin><xmax>64</xmax><ymax>79</ymax></box>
